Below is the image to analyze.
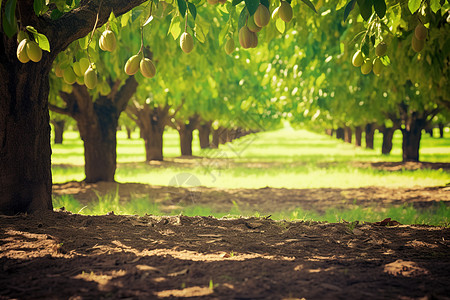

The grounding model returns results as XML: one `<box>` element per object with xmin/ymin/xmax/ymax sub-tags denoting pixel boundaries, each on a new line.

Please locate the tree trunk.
<box><xmin>126</xmin><ymin>126</ymin><xmax>133</xmax><ymax>139</ymax></box>
<box><xmin>401</xmin><ymin>117</ymin><xmax>426</xmax><ymax>162</ymax></box>
<box><xmin>365</xmin><ymin>123</ymin><xmax>375</xmax><ymax>149</ymax></box>
<box><xmin>354</xmin><ymin>126</ymin><xmax>362</xmax><ymax>147</ymax></box>
<box><xmin>211</xmin><ymin>128</ymin><xmax>220</xmax><ymax>148</ymax></box>
<box><xmin>144</xmin><ymin>127</ymin><xmax>164</xmax><ymax>161</ymax></box>
<box><xmin>439</xmin><ymin>123</ymin><xmax>444</xmax><ymax>138</ymax></box>
<box><xmin>336</xmin><ymin>128</ymin><xmax>345</xmax><ymax>141</ymax></box>
<box><xmin>176</xmin><ymin>115</ymin><xmax>199</xmax><ymax>157</ymax></box>
<box><xmin>219</xmin><ymin>127</ymin><xmax>228</xmax><ymax>144</ymax></box>
<box><xmin>0</xmin><ymin>63</ymin><xmax>53</xmax><ymax>215</ymax></box>
<box><xmin>51</xmin><ymin>120</ymin><xmax>66</xmax><ymax>144</ymax></box>
<box><xmin>0</xmin><ymin>0</ymin><xmax>147</xmax><ymax>215</ymax></box>
<box><xmin>198</xmin><ymin>122</ymin><xmax>212</xmax><ymax>149</ymax></box>
<box><xmin>344</xmin><ymin>127</ymin><xmax>352</xmax><ymax>143</ymax></box>
<box><xmin>179</xmin><ymin>127</ymin><xmax>194</xmax><ymax>156</ymax></box>
<box><xmin>127</xmin><ymin>102</ymin><xmax>170</xmax><ymax>162</ymax></box>
<box><xmin>380</xmin><ymin>126</ymin><xmax>396</xmax><ymax>155</ymax></box>
<box><xmin>54</xmin><ymin>78</ymin><xmax>138</xmax><ymax>183</ymax></box>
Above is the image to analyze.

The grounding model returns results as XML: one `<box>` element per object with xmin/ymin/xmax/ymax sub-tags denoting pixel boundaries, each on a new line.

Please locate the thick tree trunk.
<box><xmin>336</xmin><ymin>128</ymin><xmax>345</xmax><ymax>141</ymax></box>
<box><xmin>144</xmin><ymin>128</ymin><xmax>164</xmax><ymax>161</ymax></box>
<box><xmin>51</xmin><ymin>120</ymin><xmax>66</xmax><ymax>144</ymax></box>
<box><xmin>176</xmin><ymin>115</ymin><xmax>199</xmax><ymax>157</ymax></box>
<box><xmin>401</xmin><ymin>117</ymin><xmax>426</xmax><ymax>162</ymax></box>
<box><xmin>179</xmin><ymin>128</ymin><xmax>194</xmax><ymax>156</ymax></box>
<box><xmin>354</xmin><ymin>126</ymin><xmax>362</xmax><ymax>147</ymax></box>
<box><xmin>54</xmin><ymin>78</ymin><xmax>138</xmax><ymax>183</ymax></box>
<box><xmin>219</xmin><ymin>127</ymin><xmax>228</xmax><ymax>144</ymax></box>
<box><xmin>365</xmin><ymin>123</ymin><xmax>375</xmax><ymax>149</ymax></box>
<box><xmin>344</xmin><ymin>127</ymin><xmax>352</xmax><ymax>143</ymax></box>
<box><xmin>380</xmin><ymin>126</ymin><xmax>396</xmax><ymax>155</ymax></box>
<box><xmin>127</xmin><ymin>102</ymin><xmax>171</xmax><ymax>161</ymax></box>
<box><xmin>0</xmin><ymin>63</ymin><xmax>53</xmax><ymax>215</ymax></box>
<box><xmin>198</xmin><ymin>122</ymin><xmax>212</xmax><ymax>149</ymax></box>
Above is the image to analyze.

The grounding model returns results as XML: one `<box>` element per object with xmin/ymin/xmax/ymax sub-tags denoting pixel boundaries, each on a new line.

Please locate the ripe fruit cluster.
<box><xmin>16</xmin><ymin>31</ymin><xmax>43</xmax><ymax>63</ymax></box>
<box><xmin>239</xmin><ymin>4</ymin><xmax>270</xmax><ymax>49</ymax></box>
<box><xmin>55</xmin><ymin>57</ymin><xmax>98</xmax><ymax>90</ymax></box>
<box><xmin>411</xmin><ymin>23</ymin><xmax>427</xmax><ymax>53</ymax></box>
<box><xmin>351</xmin><ymin>41</ymin><xmax>387</xmax><ymax>76</ymax></box>
<box><xmin>124</xmin><ymin>54</ymin><xmax>156</xmax><ymax>78</ymax></box>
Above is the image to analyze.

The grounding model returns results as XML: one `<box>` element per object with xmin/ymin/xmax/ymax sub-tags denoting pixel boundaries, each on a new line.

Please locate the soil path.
<box><xmin>1</xmin><ymin>181</ymin><xmax>450</xmax><ymax>299</ymax></box>
<box><xmin>1</xmin><ymin>212</ymin><xmax>449</xmax><ymax>299</ymax></box>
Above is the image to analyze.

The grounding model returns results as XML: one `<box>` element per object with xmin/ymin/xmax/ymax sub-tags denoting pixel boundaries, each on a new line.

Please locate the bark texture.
<box><xmin>51</xmin><ymin>120</ymin><xmax>65</xmax><ymax>144</ymax></box>
<box><xmin>365</xmin><ymin>123</ymin><xmax>375</xmax><ymax>149</ymax></box>
<box><xmin>0</xmin><ymin>0</ymin><xmax>146</xmax><ymax>214</ymax></box>
<box><xmin>175</xmin><ymin>115</ymin><xmax>200</xmax><ymax>157</ymax></box>
<box><xmin>198</xmin><ymin>121</ymin><xmax>212</xmax><ymax>149</ymax></box>
<box><xmin>354</xmin><ymin>126</ymin><xmax>362</xmax><ymax>147</ymax></box>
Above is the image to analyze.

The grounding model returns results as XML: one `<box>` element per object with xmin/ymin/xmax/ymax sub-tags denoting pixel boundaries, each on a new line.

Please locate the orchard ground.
<box><xmin>1</xmin><ymin>127</ymin><xmax>450</xmax><ymax>299</ymax></box>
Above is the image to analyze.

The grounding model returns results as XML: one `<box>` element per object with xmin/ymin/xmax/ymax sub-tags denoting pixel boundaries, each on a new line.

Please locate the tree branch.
<box><xmin>114</xmin><ymin>76</ymin><xmax>138</xmax><ymax>113</ymax></box>
<box><xmin>48</xmin><ymin>103</ymin><xmax>70</xmax><ymax>116</ymax></box>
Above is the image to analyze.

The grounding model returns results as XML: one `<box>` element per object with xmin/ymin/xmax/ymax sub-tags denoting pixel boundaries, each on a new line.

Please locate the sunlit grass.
<box><xmin>52</xmin><ymin>126</ymin><xmax>450</xmax><ymax>188</ymax></box>
<box><xmin>53</xmin><ymin>194</ymin><xmax>450</xmax><ymax>227</ymax></box>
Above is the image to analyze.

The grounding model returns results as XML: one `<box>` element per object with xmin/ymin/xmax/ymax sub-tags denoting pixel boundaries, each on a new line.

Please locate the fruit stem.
<box><xmin>184</xmin><ymin>1</ymin><xmax>188</xmax><ymax>33</ymax></box>
<box><xmin>86</xmin><ymin>0</ymin><xmax>104</xmax><ymax>65</ymax></box>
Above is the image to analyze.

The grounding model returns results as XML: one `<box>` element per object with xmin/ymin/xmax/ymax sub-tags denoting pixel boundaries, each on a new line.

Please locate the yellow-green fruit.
<box><xmin>79</xmin><ymin>58</ymin><xmax>90</xmax><ymax>74</ymax></box>
<box><xmin>17</xmin><ymin>31</ymin><xmax>29</xmax><ymax>44</ymax></box>
<box><xmin>414</xmin><ymin>23</ymin><xmax>427</xmax><ymax>41</ymax></box>
<box><xmin>225</xmin><ymin>38</ymin><xmax>235</xmax><ymax>55</ymax></box>
<box><xmin>180</xmin><ymin>32</ymin><xmax>194</xmax><ymax>53</ymax></box>
<box><xmin>16</xmin><ymin>39</ymin><xmax>30</xmax><ymax>63</ymax></box>
<box><xmin>411</xmin><ymin>35</ymin><xmax>425</xmax><ymax>52</ymax></box>
<box><xmin>352</xmin><ymin>50</ymin><xmax>364</xmax><ymax>67</ymax></box>
<box><xmin>239</xmin><ymin>26</ymin><xmax>253</xmax><ymax>49</ymax></box>
<box><xmin>372</xmin><ymin>57</ymin><xmax>383</xmax><ymax>76</ymax></box>
<box><xmin>26</xmin><ymin>40</ymin><xmax>42</xmax><ymax>62</ymax></box>
<box><xmin>375</xmin><ymin>42</ymin><xmax>387</xmax><ymax>57</ymax></box>
<box><xmin>140</xmin><ymin>58</ymin><xmax>156</xmax><ymax>78</ymax></box>
<box><xmin>76</xmin><ymin>76</ymin><xmax>85</xmax><ymax>85</ymax></box>
<box><xmin>84</xmin><ymin>66</ymin><xmax>97</xmax><ymax>89</ymax></box>
<box><xmin>73</xmin><ymin>61</ymin><xmax>83</xmax><ymax>77</ymax></box>
<box><xmin>279</xmin><ymin>1</ymin><xmax>293</xmax><ymax>23</ymax></box>
<box><xmin>55</xmin><ymin>63</ymin><xmax>64</xmax><ymax>77</ymax></box>
<box><xmin>361</xmin><ymin>59</ymin><xmax>372</xmax><ymax>75</ymax></box>
<box><xmin>99</xmin><ymin>30</ymin><xmax>117</xmax><ymax>52</ymax></box>
<box><xmin>253</xmin><ymin>4</ymin><xmax>270</xmax><ymax>28</ymax></box>
<box><xmin>247</xmin><ymin>15</ymin><xmax>262</xmax><ymax>33</ymax></box>
<box><xmin>63</xmin><ymin>67</ymin><xmax>76</xmax><ymax>84</ymax></box>
<box><xmin>124</xmin><ymin>55</ymin><xmax>140</xmax><ymax>75</ymax></box>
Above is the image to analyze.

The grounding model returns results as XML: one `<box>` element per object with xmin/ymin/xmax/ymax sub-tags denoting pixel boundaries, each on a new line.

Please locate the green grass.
<box><xmin>51</xmin><ymin>126</ymin><xmax>450</xmax><ymax>225</ymax></box>
<box><xmin>52</xmin><ymin>127</ymin><xmax>450</xmax><ymax>188</ymax></box>
<box><xmin>53</xmin><ymin>194</ymin><xmax>450</xmax><ymax>227</ymax></box>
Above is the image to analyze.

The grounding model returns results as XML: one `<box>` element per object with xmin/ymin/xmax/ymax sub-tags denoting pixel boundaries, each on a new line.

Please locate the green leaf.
<box><xmin>430</xmin><ymin>0</ymin><xmax>440</xmax><ymax>13</ymax></box>
<box><xmin>275</xmin><ymin>18</ymin><xmax>285</xmax><ymax>33</ymax></box>
<box><xmin>218</xmin><ymin>23</ymin><xmax>229</xmax><ymax>44</ymax></box>
<box><xmin>50</xmin><ymin>9</ymin><xmax>63</xmax><ymax>20</ymax></box>
<box><xmin>232</xmin><ymin>0</ymin><xmax>244</xmax><ymax>6</ymax></box>
<box><xmin>336</xmin><ymin>0</ymin><xmax>348</xmax><ymax>10</ymax></box>
<box><xmin>344</xmin><ymin>0</ymin><xmax>356</xmax><ymax>22</ymax></box>
<box><xmin>408</xmin><ymin>0</ymin><xmax>420</xmax><ymax>14</ymax></box>
<box><xmin>300</xmin><ymin>0</ymin><xmax>317</xmax><ymax>13</ymax></box>
<box><xmin>188</xmin><ymin>2</ymin><xmax>197</xmax><ymax>20</ymax></box>
<box><xmin>260</xmin><ymin>0</ymin><xmax>270</xmax><ymax>9</ymax></box>
<box><xmin>194</xmin><ymin>22</ymin><xmax>205</xmax><ymax>43</ymax></box>
<box><xmin>373</xmin><ymin>0</ymin><xmax>385</xmax><ymax>18</ymax></box>
<box><xmin>79</xmin><ymin>33</ymin><xmax>89</xmax><ymax>49</ymax></box>
<box><xmin>357</xmin><ymin>0</ymin><xmax>373</xmax><ymax>21</ymax></box>
<box><xmin>245</xmin><ymin>0</ymin><xmax>259</xmax><ymax>15</ymax></box>
<box><xmin>177</xmin><ymin>0</ymin><xmax>187</xmax><ymax>17</ymax></box>
<box><xmin>238</xmin><ymin>6</ymin><xmax>248</xmax><ymax>30</ymax></box>
<box><xmin>26</xmin><ymin>26</ymin><xmax>50</xmax><ymax>51</ymax></box>
<box><xmin>33</xmin><ymin>0</ymin><xmax>45</xmax><ymax>15</ymax></box>
<box><xmin>4</xmin><ymin>0</ymin><xmax>17</xmax><ymax>29</ymax></box>
<box><xmin>380</xmin><ymin>55</ymin><xmax>390</xmax><ymax>65</ymax></box>
<box><xmin>168</xmin><ymin>16</ymin><xmax>181</xmax><ymax>39</ymax></box>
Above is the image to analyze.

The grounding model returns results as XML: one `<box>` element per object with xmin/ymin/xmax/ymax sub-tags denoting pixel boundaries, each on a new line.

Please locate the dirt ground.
<box><xmin>1</xmin><ymin>180</ymin><xmax>450</xmax><ymax>299</ymax></box>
